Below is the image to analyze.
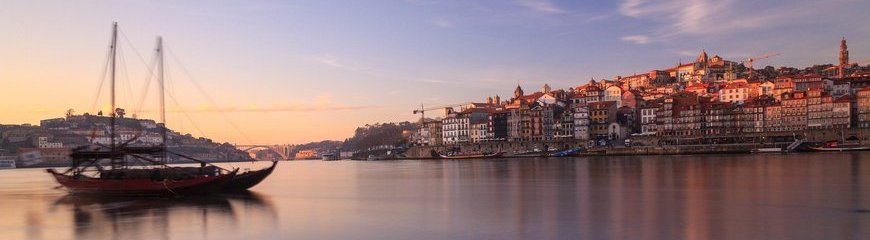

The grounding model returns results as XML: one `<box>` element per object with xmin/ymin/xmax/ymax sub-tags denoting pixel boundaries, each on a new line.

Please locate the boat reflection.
<box><xmin>51</xmin><ymin>191</ymin><xmax>276</xmax><ymax>239</ymax></box>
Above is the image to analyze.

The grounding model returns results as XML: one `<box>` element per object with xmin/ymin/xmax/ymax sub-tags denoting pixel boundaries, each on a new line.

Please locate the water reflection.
<box><xmin>1</xmin><ymin>154</ymin><xmax>869</xmax><ymax>239</ymax></box>
<box><xmin>351</xmin><ymin>154</ymin><xmax>870</xmax><ymax>239</ymax></box>
<box><xmin>49</xmin><ymin>191</ymin><xmax>275</xmax><ymax>240</ymax></box>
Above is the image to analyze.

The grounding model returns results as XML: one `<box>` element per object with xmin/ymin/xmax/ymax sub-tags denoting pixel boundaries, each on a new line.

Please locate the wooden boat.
<box><xmin>751</xmin><ymin>147</ymin><xmax>784</xmax><ymax>153</ymax></box>
<box><xmin>808</xmin><ymin>140</ymin><xmax>870</xmax><ymax>152</ymax></box>
<box><xmin>437</xmin><ymin>152</ymin><xmax>504</xmax><ymax>159</ymax></box>
<box><xmin>47</xmin><ymin>167</ymin><xmax>237</xmax><ymax>195</ymax></box>
<box><xmin>549</xmin><ymin>147</ymin><xmax>583</xmax><ymax>157</ymax></box>
<box><xmin>223</xmin><ymin>161</ymin><xmax>278</xmax><ymax>191</ymax></box>
<box><xmin>0</xmin><ymin>159</ymin><xmax>15</xmax><ymax>169</ymax></box>
<box><xmin>46</xmin><ymin>23</ymin><xmax>240</xmax><ymax>196</ymax></box>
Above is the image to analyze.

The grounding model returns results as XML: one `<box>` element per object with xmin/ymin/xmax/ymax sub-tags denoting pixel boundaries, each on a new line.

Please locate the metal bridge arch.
<box><xmin>236</xmin><ymin>145</ymin><xmax>288</xmax><ymax>160</ymax></box>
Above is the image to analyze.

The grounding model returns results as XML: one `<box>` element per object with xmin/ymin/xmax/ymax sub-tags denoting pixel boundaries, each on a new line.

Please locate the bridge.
<box><xmin>235</xmin><ymin>144</ymin><xmax>290</xmax><ymax>160</ymax></box>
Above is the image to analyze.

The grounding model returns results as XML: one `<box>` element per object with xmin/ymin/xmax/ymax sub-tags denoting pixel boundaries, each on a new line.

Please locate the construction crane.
<box><xmin>742</xmin><ymin>52</ymin><xmax>781</xmax><ymax>79</ymax></box>
<box><xmin>412</xmin><ymin>102</ymin><xmax>471</xmax><ymax>123</ymax></box>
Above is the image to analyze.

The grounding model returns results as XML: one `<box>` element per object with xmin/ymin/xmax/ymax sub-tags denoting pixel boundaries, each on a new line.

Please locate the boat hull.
<box><xmin>223</xmin><ymin>161</ymin><xmax>277</xmax><ymax>192</ymax></box>
<box><xmin>437</xmin><ymin>152</ymin><xmax>504</xmax><ymax>159</ymax></box>
<box><xmin>47</xmin><ymin>169</ymin><xmax>237</xmax><ymax>196</ymax></box>
<box><xmin>808</xmin><ymin>146</ymin><xmax>870</xmax><ymax>152</ymax></box>
<box><xmin>751</xmin><ymin>148</ymin><xmax>784</xmax><ymax>153</ymax></box>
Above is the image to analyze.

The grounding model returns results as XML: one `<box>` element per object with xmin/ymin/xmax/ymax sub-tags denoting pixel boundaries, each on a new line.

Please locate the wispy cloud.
<box><xmin>315</xmin><ymin>54</ymin><xmax>361</xmax><ymax>71</ymax></box>
<box><xmin>621</xmin><ymin>35</ymin><xmax>650</xmax><ymax>44</ymax></box>
<box><xmin>517</xmin><ymin>0</ymin><xmax>565</xmax><ymax>14</ymax></box>
<box><xmin>176</xmin><ymin>105</ymin><xmax>379</xmax><ymax>113</ymax></box>
<box><xmin>617</xmin><ymin>0</ymin><xmax>851</xmax><ymax>44</ymax></box>
<box><xmin>431</xmin><ymin>17</ymin><xmax>453</xmax><ymax>28</ymax></box>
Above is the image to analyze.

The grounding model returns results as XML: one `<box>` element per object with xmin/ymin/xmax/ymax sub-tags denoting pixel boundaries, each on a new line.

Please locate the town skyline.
<box><xmin>1</xmin><ymin>1</ymin><xmax>869</xmax><ymax>145</ymax></box>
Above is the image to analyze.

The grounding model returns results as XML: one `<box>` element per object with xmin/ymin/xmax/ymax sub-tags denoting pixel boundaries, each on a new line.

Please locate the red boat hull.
<box><xmin>47</xmin><ymin>169</ymin><xmax>237</xmax><ymax>196</ymax></box>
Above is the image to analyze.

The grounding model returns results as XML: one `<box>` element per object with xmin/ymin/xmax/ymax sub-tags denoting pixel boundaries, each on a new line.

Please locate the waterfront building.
<box><xmin>528</xmin><ymin>103</ymin><xmax>548</xmax><ymax>141</ymax></box>
<box><xmin>846</xmin><ymin>76</ymin><xmax>870</xmax><ymax>94</ymax></box>
<box><xmin>615</xmin><ymin>106</ymin><xmax>637</xmax><ymax>139</ymax></box>
<box><xmin>793</xmin><ymin>74</ymin><xmax>825</xmax><ymax>91</ymax></box>
<box><xmin>621</xmin><ymin>90</ymin><xmax>643</xmax><ymax>108</ymax></box>
<box><xmin>656</xmin><ymin>97</ymin><xmax>675</xmax><ymax>137</ymax></box>
<box><xmin>581</xmin><ymin>83</ymin><xmax>603</xmax><ymax>103</ymax></box>
<box><xmin>764</xmin><ymin>104</ymin><xmax>784</xmax><ymax>132</ymax></box>
<box><xmin>857</xmin><ymin>87</ymin><xmax>870</xmax><ymax>128</ymax></box>
<box><xmin>671</xmin><ymin>92</ymin><xmax>703</xmax><ymax>137</ymax></box>
<box><xmin>738</xmin><ymin>99</ymin><xmax>767</xmax><ymax>133</ymax></box>
<box><xmin>469</xmin><ymin>120</ymin><xmax>489</xmax><ymax>143</ymax></box>
<box><xmin>487</xmin><ymin>110</ymin><xmax>509</xmax><ymax>141</ymax></box>
<box><xmin>426</xmin><ymin>120</ymin><xmax>443</xmax><ymax>146</ymax></box>
<box><xmin>832</xmin><ymin>96</ymin><xmax>852</xmax><ymax>128</ymax></box>
<box><xmin>554</xmin><ymin>106</ymin><xmax>574</xmax><ymax>141</ymax></box>
<box><xmin>604</xmin><ymin>85</ymin><xmax>623</xmax><ymax>107</ymax></box>
<box><xmin>588</xmin><ymin>101</ymin><xmax>617</xmax><ymax>141</ymax></box>
<box><xmin>702</xmin><ymin>101</ymin><xmax>735</xmax><ymax>136</ymax></box>
<box><xmin>640</xmin><ymin>103</ymin><xmax>659</xmax><ymax>135</ymax></box>
<box><xmin>718</xmin><ymin>82</ymin><xmax>750</xmax><ymax>103</ymax></box>
<box><xmin>773</xmin><ymin>76</ymin><xmax>795</xmax><ymax>100</ymax></box>
<box><xmin>831</xmin><ymin>80</ymin><xmax>851</xmax><ymax>97</ymax></box>
<box><xmin>806</xmin><ymin>88</ymin><xmax>834</xmax><ymax>129</ymax></box>
<box><xmin>685</xmin><ymin>83</ymin><xmax>709</xmax><ymax>97</ymax></box>
<box><xmin>759</xmin><ymin>81</ymin><xmax>776</xmax><ymax>97</ymax></box>
<box><xmin>18</xmin><ymin>147</ymin><xmax>71</xmax><ymax>165</ymax></box>
<box><xmin>572</xmin><ymin>102</ymin><xmax>590</xmax><ymax>141</ymax></box>
<box><xmin>781</xmin><ymin>91</ymin><xmax>808</xmax><ymax>131</ymax></box>
<box><xmin>442</xmin><ymin>113</ymin><xmax>470</xmax><ymax>145</ymax></box>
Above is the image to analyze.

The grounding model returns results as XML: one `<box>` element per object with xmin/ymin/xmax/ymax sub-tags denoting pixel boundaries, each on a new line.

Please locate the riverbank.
<box><xmin>3</xmin><ymin>159</ymin><xmax>266</xmax><ymax>169</ymax></box>
<box><xmin>402</xmin><ymin>142</ymin><xmax>805</xmax><ymax>159</ymax></box>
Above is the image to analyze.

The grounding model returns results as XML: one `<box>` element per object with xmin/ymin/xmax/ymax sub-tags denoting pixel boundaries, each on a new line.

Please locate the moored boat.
<box><xmin>751</xmin><ymin>147</ymin><xmax>784</xmax><ymax>153</ymax></box>
<box><xmin>0</xmin><ymin>160</ymin><xmax>15</xmax><ymax>169</ymax></box>
<box><xmin>808</xmin><ymin>146</ymin><xmax>870</xmax><ymax>151</ymax></box>
<box><xmin>809</xmin><ymin>140</ymin><xmax>870</xmax><ymax>152</ymax></box>
<box><xmin>549</xmin><ymin>147</ymin><xmax>584</xmax><ymax>157</ymax></box>
<box><xmin>46</xmin><ymin>23</ymin><xmax>244</xmax><ymax>196</ymax></box>
<box><xmin>808</xmin><ymin>140</ymin><xmax>870</xmax><ymax>152</ymax></box>
<box><xmin>437</xmin><ymin>152</ymin><xmax>504</xmax><ymax>159</ymax></box>
<box><xmin>47</xmin><ymin>167</ymin><xmax>237</xmax><ymax>195</ymax></box>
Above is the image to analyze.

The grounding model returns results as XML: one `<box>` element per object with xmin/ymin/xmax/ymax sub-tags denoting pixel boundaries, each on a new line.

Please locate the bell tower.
<box><xmin>840</xmin><ymin>36</ymin><xmax>849</xmax><ymax>66</ymax></box>
<box><xmin>514</xmin><ymin>85</ymin><xmax>524</xmax><ymax>98</ymax></box>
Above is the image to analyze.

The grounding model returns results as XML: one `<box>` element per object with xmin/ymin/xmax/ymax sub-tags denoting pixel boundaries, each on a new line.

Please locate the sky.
<box><xmin>1</xmin><ymin>0</ymin><xmax>869</xmax><ymax>145</ymax></box>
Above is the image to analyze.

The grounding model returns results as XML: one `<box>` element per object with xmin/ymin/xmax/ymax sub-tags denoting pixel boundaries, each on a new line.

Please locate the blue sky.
<box><xmin>1</xmin><ymin>0</ymin><xmax>868</xmax><ymax>144</ymax></box>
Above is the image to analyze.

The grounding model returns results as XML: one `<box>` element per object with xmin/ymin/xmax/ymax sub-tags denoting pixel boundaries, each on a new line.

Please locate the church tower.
<box><xmin>697</xmin><ymin>49</ymin><xmax>709</xmax><ymax>65</ymax></box>
<box><xmin>514</xmin><ymin>85</ymin><xmax>524</xmax><ymax>99</ymax></box>
<box><xmin>840</xmin><ymin>36</ymin><xmax>850</xmax><ymax>66</ymax></box>
<box><xmin>840</xmin><ymin>36</ymin><xmax>849</xmax><ymax>78</ymax></box>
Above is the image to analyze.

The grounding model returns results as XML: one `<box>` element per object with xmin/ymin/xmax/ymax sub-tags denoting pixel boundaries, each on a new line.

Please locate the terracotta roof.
<box><xmin>722</xmin><ymin>82</ymin><xmax>750</xmax><ymax>89</ymax></box>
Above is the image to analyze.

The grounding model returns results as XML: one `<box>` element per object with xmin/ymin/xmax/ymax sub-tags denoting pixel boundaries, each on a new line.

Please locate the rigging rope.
<box><xmin>165</xmin><ymin>45</ymin><xmax>255</xmax><ymax>144</ymax></box>
<box><xmin>119</xmin><ymin>29</ymin><xmax>159</xmax><ymax>117</ymax></box>
<box><xmin>162</xmin><ymin>179</ymin><xmax>178</xmax><ymax>196</ymax></box>
<box><xmin>90</xmin><ymin>31</ymin><xmax>114</xmax><ymax>114</ymax></box>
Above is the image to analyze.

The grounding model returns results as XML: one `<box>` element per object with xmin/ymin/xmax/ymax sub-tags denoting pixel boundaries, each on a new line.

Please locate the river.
<box><xmin>1</xmin><ymin>153</ymin><xmax>869</xmax><ymax>240</ymax></box>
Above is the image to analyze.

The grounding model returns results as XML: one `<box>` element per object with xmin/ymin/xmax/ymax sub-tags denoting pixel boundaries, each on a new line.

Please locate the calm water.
<box><xmin>1</xmin><ymin>153</ymin><xmax>869</xmax><ymax>240</ymax></box>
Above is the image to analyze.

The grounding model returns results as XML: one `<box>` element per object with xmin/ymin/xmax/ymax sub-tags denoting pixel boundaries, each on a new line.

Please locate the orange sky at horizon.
<box><xmin>3</xmin><ymin>1</ymin><xmax>868</xmax><ymax>145</ymax></box>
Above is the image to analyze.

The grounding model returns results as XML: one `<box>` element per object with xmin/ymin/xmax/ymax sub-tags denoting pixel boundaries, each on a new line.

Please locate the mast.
<box><xmin>157</xmin><ymin>36</ymin><xmax>168</xmax><ymax>164</ymax></box>
<box><xmin>109</xmin><ymin>22</ymin><xmax>120</xmax><ymax>168</ymax></box>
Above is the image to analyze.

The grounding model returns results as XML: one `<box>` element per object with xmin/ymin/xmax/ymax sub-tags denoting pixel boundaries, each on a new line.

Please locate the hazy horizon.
<box><xmin>1</xmin><ymin>0</ymin><xmax>868</xmax><ymax>145</ymax></box>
